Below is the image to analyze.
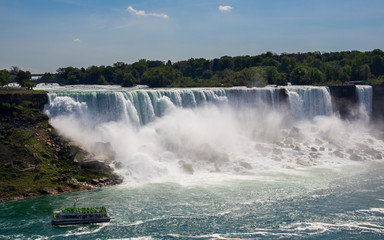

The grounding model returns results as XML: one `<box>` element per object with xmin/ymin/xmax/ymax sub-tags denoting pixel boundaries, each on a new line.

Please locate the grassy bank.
<box><xmin>0</xmin><ymin>89</ymin><xmax>121</xmax><ymax>201</ymax></box>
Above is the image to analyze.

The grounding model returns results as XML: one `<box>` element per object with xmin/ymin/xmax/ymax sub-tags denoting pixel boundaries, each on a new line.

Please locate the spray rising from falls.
<box><xmin>40</xmin><ymin>85</ymin><xmax>383</xmax><ymax>184</ymax></box>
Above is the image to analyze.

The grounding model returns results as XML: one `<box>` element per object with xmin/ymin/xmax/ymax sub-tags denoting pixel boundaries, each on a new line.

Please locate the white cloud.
<box><xmin>127</xmin><ymin>6</ymin><xmax>168</xmax><ymax>19</ymax></box>
<box><xmin>218</xmin><ymin>5</ymin><xmax>232</xmax><ymax>12</ymax></box>
<box><xmin>73</xmin><ymin>38</ymin><xmax>81</xmax><ymax>43</ymax></box>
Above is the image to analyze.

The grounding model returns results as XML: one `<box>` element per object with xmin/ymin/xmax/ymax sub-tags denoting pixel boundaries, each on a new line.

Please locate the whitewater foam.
<box><xmin>36</xmin><ymin>85</ymin><xmax>383</xmax><ymax>184</ymax></box>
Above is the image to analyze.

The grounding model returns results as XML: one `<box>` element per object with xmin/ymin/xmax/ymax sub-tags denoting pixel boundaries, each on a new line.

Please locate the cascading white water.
<box><xmin>37</xmin><ymin>84</ymin><xmax>383</xmax><ymax>184</ymax></box>
<box><xmin>45</xmin><ymin>87</ymin><xmax>285</xmax><ymax>127</ymax></box>
<box><xmin>285</xmin><ymin>86</ymin><xmax>333</xmax><ymax>120</ymax></box>
<box><xmin>355</xmin><ymin>85</ymin><xmax>373</xmax><ymax>121</ymax></box>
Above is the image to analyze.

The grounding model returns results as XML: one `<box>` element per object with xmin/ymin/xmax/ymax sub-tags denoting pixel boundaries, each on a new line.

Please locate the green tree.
<box><xmin>121</xmin><ymin>72</ymin><xmax>137</xmax><ymax>87</ymax></box>
<box><xmin>233</xmin><ymin>56</ymin><xmax>251</xmax><ymax>71</ymax></box>
<box><xmin>142</xmin><ymin>67</ymin><xmax>182</xmax><ymax>87</ymax></box>
<box><xmin>215</xmin><ymin>56</ymin><xmax>234</xmax><ymax>71</ymax></box>
<box><xmin>308</xmin><ymin>68</ymin><xmax>325</xmax><ymax>84</ymax></box>
<box><xmin>0</xmin><ymin>70</ymin><xmax>11</xmax><ymax>86</ymax></box>
<box><xmin>15</xmin><ymin>70</ymin><xmax>28</xmax><ymax>85</ymax></box>
<box><xmin>368</xmin><ymin>75</ymin><xmax>384</xmax><ymax>86</ymax></box>
<box><xmin>57</xmin><ymin>67</ymin><xmax>83</xmax><ymax>85</ymax></box>
<box><xmin>360</xmin><ymin>64</ymin><xmax>371</xmax><ymax>82</ymax></box>
<box><xmin>212</xmin><ymin>69</ymin><xmax>236</xmax><ymax>86</ymax></box>
<box><xmin>201</xmin><ymin>70</ymin><xmax>213</xmax><ymax>80</ymax></box>
<box><xmin>40</xmin><ymin>72</ymin><xmax>57</xmax><ymax>83</ymax></box>
<box><xmin>9</xmin><ymin>66</ymin><xmax>20</xmax><ymax>75</ymax></box>
<box><xmin>279</xmin><ymin>56</ymin><xmax>296</xmax><ymax>74</ymax></box>
<box><xmin>131</xmin><ymin>60</ymin><xmax>148</xmax><ymax>82</ymax></box>
<box><xmin>370</xmin><ymin>55</ymin><xmax>384</xmax><ymax>77</ymax></box>
<box><xmin>324</xmin><ymin>64</ymin><xmax>343</xmax><ymax>83</ymax></box>
<box><xmin>290</xmin><ymin>66</ymin><xmax>309</xmax><ymax>85</ymax></box>
<box><xmin>264</xmin><ymin>66</ymin><xmax>281</xmax><ymax>85</ymax></box>
<box><xmin>261</xmin><ymin>57</ymin><xmax>279</xmax><ymax>67</ymax></box>
<box><xmin>236</xmin><ymin>67</ymin><xmax>268</xmax><ymax>87</ymax></box>
<box><xmin>97</xmin><ymin>75</ymin><xmax>109</xmax><ymax>85</ymax></box>
<box><xmin>15</xmin><ymin>70</ymin><xmax>34</xmax><ymax>89</ymax></box>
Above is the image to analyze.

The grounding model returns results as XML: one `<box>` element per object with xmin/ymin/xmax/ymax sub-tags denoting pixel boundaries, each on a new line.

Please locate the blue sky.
<box><xmin>1</xmin><ymin>0</ymin><xmax>383</xmax><ymax>73</ymax></box>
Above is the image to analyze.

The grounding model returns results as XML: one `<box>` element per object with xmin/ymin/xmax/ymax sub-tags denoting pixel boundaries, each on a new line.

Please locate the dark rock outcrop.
<box><xmin>372</xmin><ymin>85</ymin><xmax>384</xmax><ymax>122</ymax></box>
<box><xmin>328</xmin><ymin>85</ymin><xmax>358</xmax><ymax>119</ymax></box>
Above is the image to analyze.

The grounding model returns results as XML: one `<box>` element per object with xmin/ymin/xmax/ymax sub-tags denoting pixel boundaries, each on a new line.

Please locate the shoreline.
<box><xmin>0</xmin><ymin>177</ymin><xmax>122</xmax><ymax>202</ymax></box>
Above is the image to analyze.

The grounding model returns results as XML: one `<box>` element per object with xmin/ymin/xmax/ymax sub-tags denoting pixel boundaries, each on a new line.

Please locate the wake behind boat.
<box><xmin>52</xmin><ymin>199</ymin><xmax>110</xmax><ymax>225</ymax></box>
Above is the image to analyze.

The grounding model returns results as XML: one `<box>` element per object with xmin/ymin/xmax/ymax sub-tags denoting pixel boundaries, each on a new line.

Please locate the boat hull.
<box><xmin>52</xmin><ymin>217</ymin><xmax>110</xmax><ymax>225</ymax></box>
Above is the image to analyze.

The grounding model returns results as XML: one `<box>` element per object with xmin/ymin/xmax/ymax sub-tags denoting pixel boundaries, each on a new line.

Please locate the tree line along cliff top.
<box><xmin>1</xmin><ymin>49</ymin><xmax>384</xmax><ymax>88</ymax></box>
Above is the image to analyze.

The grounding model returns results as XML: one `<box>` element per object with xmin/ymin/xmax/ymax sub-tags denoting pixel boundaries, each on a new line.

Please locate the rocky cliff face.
<box><xmin>372</xmin><ymin>86</ymin><xmax>384</xmax><ymax>122</ymax></box>
<box><xmin>0</xmin><ymin>90</ymin><xmax>122</xmax><ymax>202</ymax></box>
<box><xmin>328</xmin><ymin>85</ymin><xmax>358</xmax><ymax>119</ymax></box>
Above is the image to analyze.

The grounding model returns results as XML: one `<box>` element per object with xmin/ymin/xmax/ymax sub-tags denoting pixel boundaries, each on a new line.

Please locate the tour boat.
<box><xmin>51</xmin><ymin>199</ymin><xmax>110</xmax><ymax>225</ymax></box>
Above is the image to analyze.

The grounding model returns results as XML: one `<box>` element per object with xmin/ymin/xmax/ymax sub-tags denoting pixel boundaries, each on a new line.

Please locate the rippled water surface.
<box><xmin>1</xmin><ymin>162</ymin><xmax>384</xmax><ymax>239</ymax></box>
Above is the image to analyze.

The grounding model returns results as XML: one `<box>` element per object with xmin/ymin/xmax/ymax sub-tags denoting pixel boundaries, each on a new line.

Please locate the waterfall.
<box><xmin>285</xmin><ymin>86</ymin><xmax>333</xmax><ymax>120</ymax></box>
<box><xmin>37</xmin><ymin>84</ymin><xmax>383</xmax><ymax>183</ymax></box>
<box><xmin>355</xmin><ymin>85</ymin><xmax>373</xmax><ymax>121</ymax></box>
<box><xmin>44</xmin><ymin>87</ymin><xmax>289</xmax><ymax>127</ymax></box>
<box><xmin>44</xmin><ymin>86</ymin><xmax>335</xmax><ymax>127</ymax></box>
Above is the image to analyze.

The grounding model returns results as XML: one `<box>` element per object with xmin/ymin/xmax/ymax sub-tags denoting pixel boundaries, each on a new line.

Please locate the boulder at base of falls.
<box><xmin>296</xmin><ymin>160</ymin><xmax>312</xmax><ymax>167</ymax></box>
<box><xmin>178</xmin><ymin>160</ymin><xmax>194</xmax><ymax>175</ymax></box>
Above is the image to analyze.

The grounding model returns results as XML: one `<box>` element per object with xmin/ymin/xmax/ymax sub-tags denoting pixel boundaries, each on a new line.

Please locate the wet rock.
<box><xmin>113</xmin><ymin>161</ymin><xmax>123</xmax><ymax>169</ymax></box>
<box><xmin>296</xmin><ymin>160</ymin><xmax>312</xmax><ymax>166</ymax></box>
<box><xmin>178</xmin><ymin>160</ymin><xmax>194</xmax><ymax>175</ymax></box>
<box><xmin>239</xmin><ymin>161</ymin><xmax>252</xmax><ymax>169</ymax></box>
<box><xmin>79</xmin><ymin>159</ymin><xmax>112</xmax><ymax>171</ymax></box>
<box><xmin>347</xmin><ymin>149</ymin><xmax>354</xmax><ymax>154</ymax></box>
<box><xmin>333</xmin><ymin>149</ymin><xmax>344</xmax><ymax>158</ymax></box>
<box><xmin>40</xmin><ymin>187</ymin><xmax>58</xmax><ymax>195</ymax></box>
<box><xmin>310</xmin><ymin>153</ymin><xmax>319</xmax><ymax>159</ymax></box>
<box><xmin>288</xmin><ymin>127</ymin><xmax>301</xmax><ymax>138</ymax></box>
<box><xmin>356</xmin><ymin>143</ymin><xmax>381</xmax><ymax>157</ymax></box>
<box><xmin>91</xmin><ymin>179</ymin><xmax>100</xmax><ymax>184</ymax></box>
<box><xmin>349</xmin><ymin>153</ymin><xmax>362</xmax><ymax>161</ymax></box>
<box><xmin>99</xmin><ymin>177</ymin><xmax>108</xmax><ymax>183</ymax></box>
<box><xmin>27</xmin><ymin>193</ymin><xmax>39</xmax><ymax>197</ymax></box>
